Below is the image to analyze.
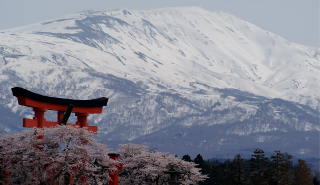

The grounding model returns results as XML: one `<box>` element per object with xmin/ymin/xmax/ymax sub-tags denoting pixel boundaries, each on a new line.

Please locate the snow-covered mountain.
<box><xmin>0</xmin><ymin>7</ymin><xmax>319</xmax><ymax>158</ymax></box>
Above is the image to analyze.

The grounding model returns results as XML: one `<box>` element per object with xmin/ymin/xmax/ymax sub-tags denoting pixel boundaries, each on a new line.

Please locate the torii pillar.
<box><xmin>108</xmin><ymin>153</ymin><xmax>124</xmax><ymax>185</ymax></box>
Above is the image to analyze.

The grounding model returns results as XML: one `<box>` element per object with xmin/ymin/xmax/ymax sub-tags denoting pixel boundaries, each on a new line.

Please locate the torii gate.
<box><xmin>11</xmin><ymin>87</ymin><xmax>123</xmax><ymax>185</ymax></box>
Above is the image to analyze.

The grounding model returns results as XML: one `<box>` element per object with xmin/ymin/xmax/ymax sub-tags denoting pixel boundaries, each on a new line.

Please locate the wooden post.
<box><xmin>108</xmin><ymin>153</ymin><xmax>123</xmax><ymax>185</ymax></box>
<box><xmin>75</xmin><ymin>113</ymin><xmax>89</xmax><ymax>127</ymax></box>
<box><xmin>33</xmin><ymin>107</ymin><xmax>47</xmax><ymax>128</ymax></box>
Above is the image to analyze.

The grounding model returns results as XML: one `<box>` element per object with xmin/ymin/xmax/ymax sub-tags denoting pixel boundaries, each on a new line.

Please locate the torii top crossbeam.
<box><xmin>12</xmin><ymin>87</ymin><xmax>109</xmax><ymax>133</ymax></box>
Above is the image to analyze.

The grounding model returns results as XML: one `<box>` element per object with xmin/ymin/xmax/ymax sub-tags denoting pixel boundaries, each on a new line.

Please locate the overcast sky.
<box><xmin>0</xmin><ymin>0</ymin><xmax>319</xmax><ymax>47</ymax></box>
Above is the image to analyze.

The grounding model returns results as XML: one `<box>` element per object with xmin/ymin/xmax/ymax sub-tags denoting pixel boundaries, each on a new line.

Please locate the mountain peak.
<box><xmin>0</xmin><ymin>7</ymin><xmax>319</xmax><ymax>158</ymax></box>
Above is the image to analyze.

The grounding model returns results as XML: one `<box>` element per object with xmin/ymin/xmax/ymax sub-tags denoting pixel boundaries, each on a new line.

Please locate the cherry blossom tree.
<box><xmin>117</xmin><ymin>143</ymin><xmax>207</xmax><ymax>185</ymax></box>
<box><xmin>0</xmin><ymin>125</ymin><xmax>115</xmax><ymax>185</ymax></box>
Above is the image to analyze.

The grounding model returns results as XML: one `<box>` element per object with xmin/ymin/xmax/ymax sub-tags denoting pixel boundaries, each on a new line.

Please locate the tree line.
<box><xmin>182</xmin><ymin>149</ymin><xmax>319</xmax><ymax>185</ymax></box>
<box><xmin>1</xmin><ymin>126</ymin><xmax>319</xmax><ymax>185</ymax></box>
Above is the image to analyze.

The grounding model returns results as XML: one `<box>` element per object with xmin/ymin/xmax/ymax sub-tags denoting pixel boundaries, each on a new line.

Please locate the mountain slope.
<box><xmin>0</xmin><ymin>7</ymin><xmax>319</xmax><ymax>158</ymax></box>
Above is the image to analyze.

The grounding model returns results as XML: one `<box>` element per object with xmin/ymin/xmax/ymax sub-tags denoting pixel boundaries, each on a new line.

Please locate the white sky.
<box><xmin>0</xmin><ymin>0</ymin><xmax>319</xmax><ymax>48</ymax></box>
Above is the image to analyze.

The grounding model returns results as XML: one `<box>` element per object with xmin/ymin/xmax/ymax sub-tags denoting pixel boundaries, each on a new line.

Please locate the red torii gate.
<box><xmin>11</xmin><ymin>87</ymin><xmax>123</xmax><ymax>185</ymax></box>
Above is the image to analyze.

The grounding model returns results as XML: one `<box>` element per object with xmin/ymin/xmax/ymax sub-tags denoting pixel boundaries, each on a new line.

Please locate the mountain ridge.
<box><xmin>0</xmin><ymin>7</ymin><xmax>319</xmax><ymax>158</ymax></box>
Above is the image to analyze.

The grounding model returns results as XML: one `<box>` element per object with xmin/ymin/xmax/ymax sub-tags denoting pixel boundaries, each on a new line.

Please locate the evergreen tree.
<box><xmin>194</xmin><ymin>154</ymin><xmax>213</xmax><ymax>185</ymax></box>
<box><xmin>210</xmin><ymin>160</ymin><xmax>226</xmax><ymax>185</ymax></box>
<box><xmin>182</xmin><ymin>154</ymin><xmax>193</xmax><ymax>162</ymax></box>
<box><xmin>267</xmin><ymin>151</ymin><xmax>294</xmax><ymax>185</ymax></box>
<box><xmin>313</xmin><ymin>177</ymin><xmax>320</xmax><ymax>185</ymax></box>
<box><xmin>293</xmin><ymin>159</ymin><xmax>313</xmax><ymax>185</ymax></box>
<box><xmin>228</xmin><ymin>154</ymin><xmax>247</xmax><ymax>185</ymax></box>
<box><xmin>268</xmin><ymin>150</ymin><xmax>294</xmax><ymax>185</ymax></box>
<box><xmin>270</xmin><ymin>150</ymin><xmax>283</xmax><ymax>184</ymax></box>
<box><xmin>248</xmin><ymin>149</ymin><xmax>270</xmax><ymax>185</ymax></box>
<box><xmin>279</xmin><ymin>152</ymin><xmax>294</xmax><ymax>185</ymax></box>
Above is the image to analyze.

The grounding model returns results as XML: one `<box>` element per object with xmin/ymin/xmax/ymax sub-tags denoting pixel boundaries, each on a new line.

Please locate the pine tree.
<box><xmin>293</xmin><ymin>159</ymin><xmax>313</xmax><ymax>185</ymax></box>
<box><xmin>210</xmin><ymin>160</ymin><xmax>226</xmax><ymax>185</ymax></box>
<box><xmin>313</xmin><ymin>177</ymin><xmax>320</xmax><ymax>185</ymax></box>
<box><xmin>266</xmin><ymin>150</ymin><xmax>294</xmax><ymax>185</ymax></box>
<box><xmin>228</xmin><ymin>154</ymin><xmax>247</xmax><ymax>185</ymax></box>
<box><xmin>279</xmin><ymin>152</ymin><xmax>293</xmax><ymax>185</ymax></box>
<box><xmin>269</xmin><ymin>150</ymin><xmax>283</xmax><ymax>184</ymax></box>
<box><xmin>194</xmin><ymin>154</ymin><xmax>213</xmax><ymax>185</ymax></box>
<box><xmin>182</xmin><ymin>154</ymin><xmax>193</xmax><ymax>162</ymax></box>
<box><xmin>248</xmin><ymin>149</ymin><xmax>270</xmax><ymax>185</ymax></box>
